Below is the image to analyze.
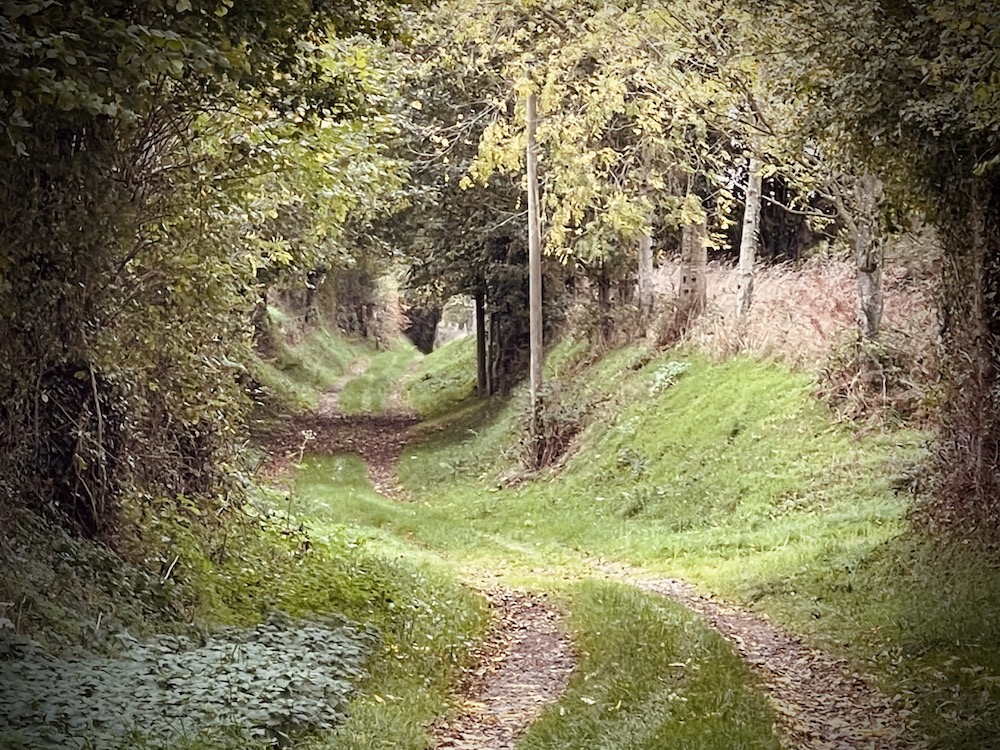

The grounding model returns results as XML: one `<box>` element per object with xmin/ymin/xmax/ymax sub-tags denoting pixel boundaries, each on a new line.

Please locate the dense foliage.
<box><xmin>6</xmin><ymin>0</ymin><xmax>995</xmax><ymax>540</ymax></box>
<box><xmin>1</xmin><ymin>613</ymin><xmax>374</xmax><ymax>749</ymax></box>
<box><xmin>388</xmin><ymin>0</ymin><xmax>1000</xmax><ymax>532</ymax></box>
<box><xmin>748</xmin><ymin>0</ymin><xmax>1000</xmax><ymax>528</ymax></box>
<box><xmin>0</xmin><ymin>0</ymin><xmax>409</xmax><ymax>537</ymax></box>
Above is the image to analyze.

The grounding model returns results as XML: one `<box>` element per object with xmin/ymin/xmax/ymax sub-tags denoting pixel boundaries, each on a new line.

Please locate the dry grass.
<box><xmin>653</xmin><ymin>258</ymin><xmax>937</xmax><ymax>369</ymax></box>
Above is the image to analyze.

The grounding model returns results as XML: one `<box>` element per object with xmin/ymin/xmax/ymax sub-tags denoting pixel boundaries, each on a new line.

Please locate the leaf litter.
<box><xmin>431</xmin><ymin>589</ymin><xmax>575</xmax><ymax>750</ymax></box>
<box><xmin>260</xmin><ymin>361</ymin><xmax>418</xmax><ymax>498</ymax></box>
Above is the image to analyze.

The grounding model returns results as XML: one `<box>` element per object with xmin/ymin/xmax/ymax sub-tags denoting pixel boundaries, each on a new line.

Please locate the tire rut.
<box><xmin>592</xmin><ymin>560</ymin><xmax>926</xmax><ymax>750</ymax></box>
<box><xmin>432</xmin><ymin>589</ymin><xmax>575</xmax><ymax>750</ymax></box>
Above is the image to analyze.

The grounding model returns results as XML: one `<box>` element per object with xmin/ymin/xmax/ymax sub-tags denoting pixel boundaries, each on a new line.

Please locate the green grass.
<box><xmin>403</xmin><ymin>336</ymin><xmax>478</xmax><ymax>419</ymax></box>
<box><xmin>284</xmin><ymin>453</ymin><xmax>488</xmax><ymax>750</ymax></box>
<box><xmin>292</xmin><ymin>540</ymin><xmax>487</xmax><ymax>750</ymax></box>
<box><xmin>338</xmin><ymin>341</ymin><xmax>420</xmax><ymax>415</ymax></box>
<box><xmin>291</xmin><ymin>453</ymin><xmax>781</xmax><ymax>750</ymax></box>
<box><xmin>521</xmin><ymin>581</ymin><xmax>781</xmax><ymax>750</ymax></box>
<box><xmin>285</xmin><ymin>329</ymin><xmax>1000</xmax><ymax>748</ymax></box>
<box><xmin>368</xmin><ymin>340</ymin><xmax>1000</xmax><ymax>747</ymax></box>
<box><xmin>252</xmin><ymin>319</ymin><xmax>367</xmax><ymax>413</ymax></box>
<box><xmin>392</xmin><ymin>353</ymin><xmax>916</xmax><ymax>584</ymax></box>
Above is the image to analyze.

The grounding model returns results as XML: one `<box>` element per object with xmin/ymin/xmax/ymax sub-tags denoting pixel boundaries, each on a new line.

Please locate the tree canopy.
<box><xmin>0</xmin><ymin>0</ymin><xmax>413</xmax><ymax>534</ymax></box>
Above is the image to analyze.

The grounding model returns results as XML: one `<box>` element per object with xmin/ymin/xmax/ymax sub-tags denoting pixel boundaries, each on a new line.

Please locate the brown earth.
<box><xmin>258</xmin><ymin>360</ymin><xmax>418</xmax><ymax>497</ymax></box>
<box><xmin>431</xmin><ymin>589</ymin><xmax>575</xmax><ymax>750</ymax></box>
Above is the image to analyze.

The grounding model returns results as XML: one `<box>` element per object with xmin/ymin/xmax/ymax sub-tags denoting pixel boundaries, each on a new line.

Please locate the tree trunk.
<box><xmin>679</xmin><ymin>215</ymin><xmax>708</xmax><ymax>320</ymax></box>
<box><xmin>736</xmin><ymin>152</ymin><xmax>763</xmax><ymax>335</ymax></box>
<box><xmin>637</xmin><ymin>226</ymin><xmax>655</xmax><ymax>321</ymax></box>
<box><xmin>526</xmin><ymin>92</ymin><xmax>544</xmax><ymax>436</ymax></box>
<box><xmin>486</xmin><ymin>311</ymin><xmax>497</xmax><ymax>396</ymax></box>
<box><xmin>304</xmin><ymin>268</ymin><xmax>325</xmax><ymax>325</ymax></box>
<box><xmin>854</xmin><ymin>173</ymin><xmax>885</xmax><ymax>340</ymax></box>
<box><xmin>597</xmin><ymin>267</ymin><xmax>613</xmax><ymax>345</ymax></box>
<box><xmin>475</xmin><ymin>288</ymin><xmax>487</xmax><ymax>398</ymax></box>
<box><xmin>932</xmin><ymin>174</ymin><xmax>1000</xmax><ymax>529</ymax></box>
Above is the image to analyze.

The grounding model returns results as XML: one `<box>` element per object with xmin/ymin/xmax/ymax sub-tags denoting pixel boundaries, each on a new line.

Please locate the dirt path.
<box><xmin>316</xmin><ymin>357</ymin><xmax>370</xmax><ymax>416</ymax></box>
<box><xmin>432</xmin><ymin>589</ymin><xmax>575</xmax><ymax>750</ymax></box>
<box><xmin>264</xmin><ymin>365</ymin><xmax>577</xmax><ymax>747</ymax></box>
<box><xmin>260</xmin><ymin>359</ymin><xmax>419</xmax><ymax>497</ymax></box>
<box><xmin>263</xmin><ymin>364</ymin><xmax>922</xmax><ymax>750</ymax></box>
<box><xmin>592</xmin><ymin>560</ymin><xmax>923</xmax><ymax>750</ymax></box>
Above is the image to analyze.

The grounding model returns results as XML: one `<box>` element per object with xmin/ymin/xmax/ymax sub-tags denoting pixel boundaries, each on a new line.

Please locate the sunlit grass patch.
<box><xmin>521</xmin><ymin>580</ymin><xmax>781</xmax><ymax>750</ymax></box>
<box><xmin>295</xmin><ymin>453</ymin><xmax>510</xmax><ymax>562</ymax></box>
<box><xmin>338</xmin><ymin>342</ymin><xmax>420</xmax><ymax>415</ymax></box>
<box><xmin>554</xmin><ymin>356</ymin><xmax>914</xmax><ymax>528</ymax></box>
<box><xmin>403</xmin><ymin>335</ymin><xmax>478</xmax><ymax>419</ymax></box>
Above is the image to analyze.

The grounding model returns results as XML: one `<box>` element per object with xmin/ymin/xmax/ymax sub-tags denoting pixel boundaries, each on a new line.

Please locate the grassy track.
<box><xmin>297</xmin><ymin>333</ymin><xmax>1000</xmax><ymax>749</ymax></box>
<box><xmin>337</xmin><ymin>341</ymin><xmax>420</xmax><ymax>415</ymax></box>
<box><xmin>520</xmin><ymin>581</ymin><xmax>781</xmax><ymax>750</ymax></box>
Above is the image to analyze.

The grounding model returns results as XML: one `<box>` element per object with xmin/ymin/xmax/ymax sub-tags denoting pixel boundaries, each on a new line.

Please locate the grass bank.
<box><xmin>330</xmin><ymin>332</ymin><xmax>997</xmax><ymax>749</ymax></box>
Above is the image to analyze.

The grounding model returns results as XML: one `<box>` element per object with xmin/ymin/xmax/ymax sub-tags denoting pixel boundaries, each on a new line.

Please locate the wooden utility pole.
<box><xmin>526</xmin><ymin>91</ymin><xmax>544</xmax><ymax>433</ymax></box>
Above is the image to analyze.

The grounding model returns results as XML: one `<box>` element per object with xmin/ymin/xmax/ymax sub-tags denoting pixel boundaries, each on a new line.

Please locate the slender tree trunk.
<box><xmin>637</xmin><ymin>223</ymin><xmax>655</xmax><ymax>321</ymax></box>
<box><xmin>526</xmin><ymin>92</ymin><xmax>544</xmax><ymax>435</ymax></box>
<box><xmin>304</xmin><ymin>268</ymin><xmax>325</xmax><ymax>325</ymax></box>
<box><xmin>475</xmin><ymin>288</ymin><xmax>487</xmax><ymax>398</ymax></box>
<box><xmin>854</xmin><ymin>173</ymin><xmax>885</xmax><ymax>340</ymax></box>
<box><xmin>597</xmin><ymin>267</ymin><xmax>613</xmax><ymax>345</ymax></box>
<box><xmin>486</xmin><ymin>311</ymin><xmax>497</xmax><ymax>396</ymax></box>
<box><xmin>736</xmin><ymin>152</ymin><xmax>763</xmax><ymax>335</ymax></box>
<box><xmin>932</xmin><ymin>174</ymin><xmax>1000</xmax><ymax>529</ymax></box>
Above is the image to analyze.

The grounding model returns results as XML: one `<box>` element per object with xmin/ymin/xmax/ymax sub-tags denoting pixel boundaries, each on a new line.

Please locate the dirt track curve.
<box><xmin>594</xmin><ymin>561</ymin><xmax>923</xmax><ymax>750</ymax></box>
<box><xmin>262</xmin><ymin>368</ymin><xmax>924</xmax><ymax>750</ymax></box>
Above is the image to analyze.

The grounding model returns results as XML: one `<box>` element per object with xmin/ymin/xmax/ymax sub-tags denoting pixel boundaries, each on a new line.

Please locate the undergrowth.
<box><xmin>0</xmin><ymin>323</ymin><xmax>485</xmax><ymax>750</ymax></box>
<box><xmin>0</xmin><ymin>509</ymin><xmax>180</xmax><ymax>653</ymax></box>
<box><xmin>0</xmin><ymin>492</ymin><xmax>486</xmax><ymax>750</ymax></box>
<box><xmin>818</xmin><ymin>331</ymin><xmax>938</xmax><ymax>427</ymax></box>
